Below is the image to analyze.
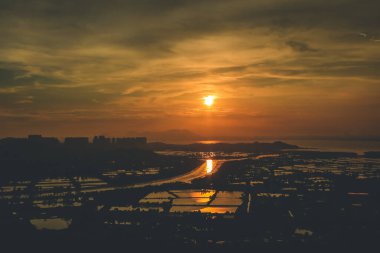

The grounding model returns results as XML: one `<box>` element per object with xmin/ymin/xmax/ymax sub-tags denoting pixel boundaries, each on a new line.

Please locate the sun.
<box><xmin>203</xmin><ymin>95</ymin><xmax>215</xmax><ymax>107</ymax></box>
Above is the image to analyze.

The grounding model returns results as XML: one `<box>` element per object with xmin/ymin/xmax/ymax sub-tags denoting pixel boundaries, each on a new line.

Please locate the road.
<box><xmin>128</xmin><ymin>159</ymin><xmax>223</xmax><ymax>187</ymax></box>
<box><xmin>82</xmin><ymin>159</ymin><xmax>224</xmax><ymax>193</ymax></box>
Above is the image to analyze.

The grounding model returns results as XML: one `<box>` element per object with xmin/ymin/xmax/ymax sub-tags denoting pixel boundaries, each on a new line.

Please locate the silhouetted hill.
<box><xmin>287</xmin><ymin>150</ymin><xmax>357</xmax><ymax>158</ymax></box>
<box><xmin>364</xmin><ymin>151</ymin><xmax>380</xmax><ymax>158</ymax></box>
<box><xmin>130</xmin><ymin>129</ymin><xmax>203</xmax><ymax>142</ymax></box>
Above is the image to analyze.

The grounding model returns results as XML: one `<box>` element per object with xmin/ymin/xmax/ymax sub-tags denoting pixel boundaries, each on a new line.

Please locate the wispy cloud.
<box><xmin>0</xmin><ymin>0</ymin><xmax>379</xmax><ymax>138</ymax></box>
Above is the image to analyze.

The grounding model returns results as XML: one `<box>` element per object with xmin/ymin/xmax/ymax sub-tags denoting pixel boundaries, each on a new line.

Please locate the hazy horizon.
<box><xmin>2</xmin><ymin>129</ymin><xmax>380</xmax><ymax>142</ymax></box>
<box><xmin>2</xmin><ymin>129</ymin><xmax>380</xmax><ymax>154</ymax></box>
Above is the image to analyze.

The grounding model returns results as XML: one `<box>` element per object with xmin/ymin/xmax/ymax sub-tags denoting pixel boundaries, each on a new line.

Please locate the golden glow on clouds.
<box><xmin>0</xmin><ymin>1</ymin><xmax>379</xmax><ymax>139</ymax></box>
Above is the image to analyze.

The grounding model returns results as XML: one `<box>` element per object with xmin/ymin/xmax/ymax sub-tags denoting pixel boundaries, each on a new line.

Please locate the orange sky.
<box><xmin>0</xmin><ymin>0</ymin><xmax>379</xmax><ymax>141</ymax></box>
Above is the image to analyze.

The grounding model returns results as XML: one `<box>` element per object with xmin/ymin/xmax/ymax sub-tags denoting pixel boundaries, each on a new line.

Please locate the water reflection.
<box><xmin>30</xmin><ymin>218</ymin><xmax>71</xmax><ymax>230</ymax></box>
<box><xmin>206</xmin><ymin>159</ymin><xmax>213</xmax><ymax>174</ymax></box>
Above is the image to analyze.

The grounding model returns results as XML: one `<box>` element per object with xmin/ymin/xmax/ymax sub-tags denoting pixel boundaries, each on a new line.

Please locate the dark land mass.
<box><xmin>1</xmin><ymin>135</ymin><xmax>380</xmax><ymax>252</ymax></box>
<box><xmin>2</xmin><ymin>153</ymin><xmax>380</xmax><ymax>252</ymax></box>
<box><xmin>0</xmin><ymin>136</ymin><xmax>201</xmax><ymax>183</ymax></box>
<box><xmin>284</xmin><ymin>150</ymin><xmax>358</xmax><ymax>158</ymax></box>
<box><xmin>364</xmin><ymin>151</ymin><xmax>380</xmax><ymax>158</ymax></box>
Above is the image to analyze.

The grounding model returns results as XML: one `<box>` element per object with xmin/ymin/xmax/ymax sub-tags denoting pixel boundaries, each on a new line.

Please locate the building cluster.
<box><xmin>0</xmin><ymin>134</ymin><xmax>147</xmax><ymax>148</ymax></box>
<box><xmin>93</xmin><ymin>135</ymin><xmax>147</xmax><ymax>147</ymax></box>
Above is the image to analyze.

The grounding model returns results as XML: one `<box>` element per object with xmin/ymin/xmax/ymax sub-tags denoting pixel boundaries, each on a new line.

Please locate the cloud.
<box><xmin>286</xmin><ymin>41</ymin><xmax>318</xmax><ymax>52</ymax></box>
<box><xmin>0</xmin><ymin>67</ymin><xmax>68</xmax><ymax>88</ymax></box>
<box><xmin>0</xmin><ymin>0</ymin><xmax>379</xmax><ymax>138</ymax></box>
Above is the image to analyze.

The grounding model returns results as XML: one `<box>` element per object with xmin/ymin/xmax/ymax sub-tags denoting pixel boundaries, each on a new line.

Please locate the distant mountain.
<box><xmin>148</xmin><ymin>141</ymin><xmax>299</xmax><ymax>152</ymax></box>
<box><xmin>130</xmin><ymin>129</ymin><xmax>203</xmax><ymax>143</ymax></box>
<box><xmin>364</xmin><ymin>151</ymin><xmax>380</xmax><ymax>158</ymax></box>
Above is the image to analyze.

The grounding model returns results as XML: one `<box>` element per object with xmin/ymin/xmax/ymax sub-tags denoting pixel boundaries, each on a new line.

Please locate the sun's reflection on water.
<box><xmin>206</xmin><ymin>159</ymin><xmax>213</xmax><ymax>174</ymax></box>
